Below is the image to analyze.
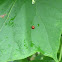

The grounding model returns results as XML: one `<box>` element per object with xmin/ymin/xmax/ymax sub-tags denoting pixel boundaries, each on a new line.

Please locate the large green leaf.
<box><xmin>0</xmin><ymin>0</ymin><xmax>62</xmax><ymax>62</ymax></box>
<box><xmin>13</xmin><ymin>59</ymin><xmax>55</xmax><ymax>62</ymax></box>
<box><xmin>13</xmin><ymin>55</ymin><xmax>55</xmax><ymax>62</ymax></box>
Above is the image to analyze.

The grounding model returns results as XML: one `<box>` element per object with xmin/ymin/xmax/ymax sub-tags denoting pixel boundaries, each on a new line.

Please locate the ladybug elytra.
<box><xmin>32</xmin><ymin>26</ymin><xmax>35</xmax><ymax>29</ymax></box>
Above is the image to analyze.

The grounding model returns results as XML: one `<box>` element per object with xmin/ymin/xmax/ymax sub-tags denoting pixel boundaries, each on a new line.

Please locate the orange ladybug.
<box><xmin>32</xmin><ymin>26</ymin><xmax>35</xmax><ymax>29</ymax></box>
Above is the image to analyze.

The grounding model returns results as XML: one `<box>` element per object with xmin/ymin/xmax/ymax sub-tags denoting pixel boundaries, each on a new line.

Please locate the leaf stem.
<box><xmin>59</xmin><ymin>42</ymin><xmax>62</xmax><ymax>62</ymax></box>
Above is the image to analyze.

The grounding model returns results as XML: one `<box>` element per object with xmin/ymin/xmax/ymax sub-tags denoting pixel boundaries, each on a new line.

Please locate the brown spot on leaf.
<box><xmin>0</xmin><ymin>14</ymin><xmax>6</xmax><ymax>18</ymax></box>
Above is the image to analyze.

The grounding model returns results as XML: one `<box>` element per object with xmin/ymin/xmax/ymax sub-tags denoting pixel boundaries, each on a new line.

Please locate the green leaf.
<box><xmin>13</xmin><ymin>57</ymin><xmax>55</xmax><ymax>62</ymax></box>
<box><xmin>14</xmin><ymin>58</ymin><xmax>29</xmax><ymax>62</ymax></box>
<box><xmin>12</xmin><ymin>54</ymin><xmax>56</xmax><ymax>62</ymax></box>
<box><xmin>30</xmin><ymin>60</ymin><xmax>55</xmax><ymax>62</ymax></box>
<box><xmin>0</xmin><ymin>0</ymin><xmax>62</xmax><ymax>62</ymax></box>
<box><xmin>14</xmin><ymin>60</ymin><xmax>55</xmax><ymax>62</ymax></box>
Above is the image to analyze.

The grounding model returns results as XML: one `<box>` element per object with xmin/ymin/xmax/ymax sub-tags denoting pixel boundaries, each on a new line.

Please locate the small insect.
<box><xmin>32</xmin><ymin>0</ymin><xmax>35</xmax><ymax>4</ymax></box>
<box><xmin>32</xmin><ymin>26</ymin><xmax>35</xmax><ymax>29</ymax></box>
<box><xmin>0</xmin><ymin>14</ymin><xmax>6</xmax><ymax>18</ymax></box>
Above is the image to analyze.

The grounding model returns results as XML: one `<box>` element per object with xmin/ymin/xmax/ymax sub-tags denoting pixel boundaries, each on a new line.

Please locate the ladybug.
<box><xmin>32</xmin><ymin>26</ymin><xmax>35</xmax><ymax>29</ymax></box>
